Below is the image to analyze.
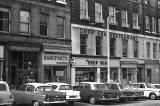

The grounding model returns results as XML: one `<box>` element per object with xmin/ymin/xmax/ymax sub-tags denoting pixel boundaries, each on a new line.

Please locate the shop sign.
<box><xmin>80</xmin><ymin>28</ymin><xmax>107</xmax><ymax>36</ymax></box>
<box><xmin>120</xmin><ymin>61</ymin><xmax>137</xmax><ymax>65</ymax></box>
<box><xmin>43</xmin><ymin>54</ymin><xmax>69</xmax><ymax>65</ymax></box>
<box><xmin>0</xmin><ymin>46</ymin><xmax>4</xmax><ymax>58</ymax></box>
<box><xmin>9</xmin><ymin>45</ymin><xmax>40</xmax><ymax>52</ymax></box>
<box><xmin>86</xmin><ymin>59</ymin><xmax>107</xmax><ymax>66</ymax></box>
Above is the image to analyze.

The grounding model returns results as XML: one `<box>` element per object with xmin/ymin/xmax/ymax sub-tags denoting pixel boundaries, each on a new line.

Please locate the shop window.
<box><xmin>96</xmin><ymin>36</ymin><xmax>102</xmax><ymax>55</ymax></box>
<box><xmin>110</xmin><ymin>38</ymin><xmax>116</xmax><ymax>57</ymax></box>
<box><xmin>0</xmin><ymin>7</ymin><xmax>9</xmax><ymax>32</ymax></box>
<box><xmin>40</xmin><ymin>13</ymin><xmax>48</xmax><ymax>36</ymax></box>
<box><xmin>20</xmin><ymin>10</ymin><xmax>30</xmax><ymax>34</ymax></box>
<box><xmin>57</xmin><ymin>16</ymin><xmax>65</xmax><ymax>39</ymax></box>
<box><xmin>80</xmin><ymin>34</ymin><xmax>87</xmax><ymax>54</ymax></box>
<box><xmin>122</xmin><ymin>39</ymin><xmax>128</xmax><ymax>57</ymax></box>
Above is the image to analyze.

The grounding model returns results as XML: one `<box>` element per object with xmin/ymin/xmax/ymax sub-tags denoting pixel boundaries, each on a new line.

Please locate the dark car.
<box><xmin>76</xmin><ymin>82</ymin><xmax>119</xmax><ymax>104</ymax></box>
<box><xmin>11</xmin><ymin>83</ymin><xmax>67</xmax><ymax>106</ymax></box>
<box><xmin>106</xmin><ymin>83</ymin><xmax>144</xmax><ymax>102</ymax></box>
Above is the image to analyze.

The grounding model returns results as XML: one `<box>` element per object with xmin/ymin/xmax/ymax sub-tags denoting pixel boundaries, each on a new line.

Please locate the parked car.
<box><xmin>130</xmin><ymin>83</ymin><xmax>160</xmax><ymax>100</ymax></box>
<box><xmin>11</xmin><ymin>83</ymin><xmax>67</xmax><ymax>106</ymax></box>
<box><xmin>75</xmin><ymin>82</ymin><xmax>119</xmax><ymax>104</ymax></box>
<box><xmin>106</xmin><ymin>83</ymin><xmax>144</xmax><ymax>102</ymax></box>
<box><xmin>0</xmin><ymin>81</ymin><xmax>14</xmax><ymax>106</ymax></box>
<box><xmin>46</xmin><ymin>82</ymin><xmax>81</xmax><ymax>104</ymax></box>
<box><xmin>151</xmin><ymin>84</ymin><xmax>160</xmax><ymax>89</ymax></box>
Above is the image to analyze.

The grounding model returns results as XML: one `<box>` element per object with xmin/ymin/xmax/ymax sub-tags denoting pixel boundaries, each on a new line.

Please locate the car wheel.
<box><xmin>89</xmin><ymin>96</ymin><xmax>96</xmax><ymax>104</ymax></box>
<box><xmin>150</xmin><ymin>93</ymin><xmax>156</xmax><ymax>100</ymax></box>
<box><xmin>119</xmin><ymin>98</ymin><xmax>126</xmax><ymax>103</ymax></box>
<box><xmin>32</xmin><ymin>101</ymin><xmax>40</xmax><ymax>106</ymax></box>
<box><xmin>68</xmin><ymin>101</ymin><xmax>75</xmax><ymax>105</ymax></box>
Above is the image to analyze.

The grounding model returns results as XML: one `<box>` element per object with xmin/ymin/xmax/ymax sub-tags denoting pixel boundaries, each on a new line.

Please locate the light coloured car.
<box><xmin>130</xmin><ymin>83</ymin><xmax>160</xmax><ymax>100</ymax></box>
<box><xmin>151</xmin><ymin>84</ymin><xmax>160</xmax><ymax>89</ymax></box>
<box><xmin>0</xmin><ymin>81</ymin><xmax>14</xmax><ymax>106</ymax></box>
<box><xmin>46</xmin><ymin>82</ymin><xmax>81</xmax><ymax>104</ymax></box>
<box><xmin>11</xmin><ymin>83</ymin><xmax>67</xmax><ymax>106</ymax></box>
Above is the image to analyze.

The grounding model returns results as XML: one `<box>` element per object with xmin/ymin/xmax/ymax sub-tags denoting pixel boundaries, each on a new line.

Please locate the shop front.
<box><xmin>6</xmin><ymin>44</ymin><xmax>41</xmax><ymax>88</ymax></box>
<box><xmin>120</xmin><ymin>60</ymin><xmax>137</xmax><ymax>83</ymax></box>
<box><xmin>144</xmin><ymin>60</ymin><xmax>159</xmax><ymax>83</ymax></box>
<box><xmin>71</xmin><ymin>56</ymin><xmax>120</xmax><ymax>86</ymax></box>
<box><xmin>42</xmin><ymin>53</ymin><xmax>70</xmax><ymax>83</ymax></box>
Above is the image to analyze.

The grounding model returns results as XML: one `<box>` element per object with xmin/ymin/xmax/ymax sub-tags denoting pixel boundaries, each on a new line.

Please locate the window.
<box><xmin>158</xmin><ymin>0</ymin><xmax>160</xmax><ymax>8</ymax></box>
<box><xmin>80</xmin><ymin>34</ymin><xmax>87</xmax><ymax>54</ymax></box>
<box><xmin>145</xmin><ymin>15</ymin><xmax>150</xmax><ymax>31</ymax></box>
<box><xmin>122</xmin><ymin>39</ymin><xmax>128</xmax><ymax>57</ymax></box>
<box><xmin>158</xmin><ymin>18</ymin><xmax>160</xmax><ymax>34</ymax></box>
<box><xmin>134</xmin><ymin>41</ymin><xmax>138</xmax><ymax>58</ymax></box>
<box><xmin>96</xmin><ymin>36</ymin><xmax>102</xmax><ymax>55</ymax></box>
<box><xmin>80</xmin><ymin>0</ymin><xmax>89</xmax><ymax>20</ymax></box>
<box><xmin>56</xmin><ymin>0</ymin><xmax>66</xmax><ymax>4</ymax></box>
<box><xmin>146</xmin><ymin>42</ymin><xmax>150</xmax><ymax>58</ymax></box>
<box><xmin>0</xmin><ymin>84</ymin><xmax>6</xmax><ymax>91</ymax></box>
<box><xmin>153</xmin><ymin>43</ymin><xmax>157</xmax><ymax>59</ymax></box>
<box><xmin>0</xmin><ymin>7</ymin><xmax>9</xmax><ymax>32</ymax></box>
<box><xmin>95</xmin><ymin>3</ymin><xmax>103</xmax><ymax>23</ymax></box>
<box><xmin>152</xmin><ymin>17</ymin><xmax>156</xmax><ymax>33</ymax></box>
<box><xmin>40</xmin><ymin>14</ymin><xmax>48</xmax><ymax>36</ymax></box>
<box><xmin>121</xmin><ymin>10</ymin><xmax>129</xmax><ymax>28</ymax></box>
<box><xmin>133</xmin><ymin>12</ymin><xmax>139</xmax><ymax>29</ymax></box>
<box><xmin>57</xmin><ymin>17</ymin><xmax>65</xmax><ymax>38</ymax></box>
<box><xmin>20</xmin><ymin>10</ymin><xmax>30</xmax><ymax>34</ymax></box>
<box><xmin>110</xmin><ymin>38</ymin><xmax>116</xmax><ymax>57</ymax></box>
<box><xmin>109</xmin><ymin>6</ymin><xmax>117</xmax><ymax>24</ymax></box>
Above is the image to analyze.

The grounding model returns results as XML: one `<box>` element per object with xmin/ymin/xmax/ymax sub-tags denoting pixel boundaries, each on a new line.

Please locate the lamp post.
<box><xmin>107</xmin><ymin>11</ymin><xmax>119</xmax><ymax>83</ymax></box>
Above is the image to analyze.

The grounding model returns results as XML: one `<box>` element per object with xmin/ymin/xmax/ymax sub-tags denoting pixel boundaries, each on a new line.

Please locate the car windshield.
<box><xmin>130</xmin><ymin>84</ymin><xmax>139</xmax><ymax>89</ymax></box>
<box><xmin>146</xmin><ymin>84</ymin><xmax>154</xmax><ymax>88</ymax></box>
<box><xmin>59</xmin><ymin>85</ymin><xmax>72</xmax><ymax>90</ymax></box>
<box><xmin>119</xmin><ymin>84</ymin><xmax>131</xmax><ymax>90</ymax></box>
<box><xmin>0</xmin><ymin>84</ymin><xmax>7</xmax><ymax>91</ymax></box>
<box><xmin>154</xmin><ymin>85</ymin><xmax>160</xmax><ymax>89</ymax></box>
<box><xmin>36</xmin><ymin>86</ymin><xmax>53</xmax><ymax>92</ymax></box>
<box><xmin>93</xmin><ymin>84</ymin><xmax>108</xmax><ymax>90</ymax></box>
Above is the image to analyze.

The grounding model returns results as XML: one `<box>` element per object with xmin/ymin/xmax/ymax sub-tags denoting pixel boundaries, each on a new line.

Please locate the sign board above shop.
<box><xmin>80</xmin><ymin>28</ymin><xmax>137</xmax><ymax>41</ymax></box>
<box><xmin>43</xmin><ymin>53</ymin><xmax>69</xmax><ymax>65</ymax></box>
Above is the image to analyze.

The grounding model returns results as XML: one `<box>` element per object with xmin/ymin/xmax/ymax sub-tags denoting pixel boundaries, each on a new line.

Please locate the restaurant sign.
<box><xmin>43</xmin><ymin>54</ymin><xmax>69</xmax><ymax>65</ymax></box>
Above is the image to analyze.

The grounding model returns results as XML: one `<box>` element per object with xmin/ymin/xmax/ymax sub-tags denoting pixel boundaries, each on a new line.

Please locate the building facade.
<box><xmin>70</xmin><ymin>0</ymin><xmax>160</xmax><ymax>86</ymax></box>
<box><xmin>0</xmin><ymin>0</ymin><xmax>71</xmax><ymax>88</ymax></box>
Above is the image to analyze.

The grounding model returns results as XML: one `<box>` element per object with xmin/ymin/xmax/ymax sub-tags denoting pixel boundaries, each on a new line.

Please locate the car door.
<box><xmin>80</xmin><ymin>84</ymin><xmax>91</xmax><ymax>100</ymax></box>
<box><xmin>23</xmin><ymin>85</ymin><xmax>35</xmax><ymax>104</ymax></box>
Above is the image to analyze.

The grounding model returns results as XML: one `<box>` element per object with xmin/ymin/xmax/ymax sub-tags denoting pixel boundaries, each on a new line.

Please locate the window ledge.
<box><xmin>56</xmin><ymin>1</ymin><xmax>67</xmax><ymax>5</ymax></box>
<box><xmin>133</xmin><ymin>26</ymin><xmax>140</xmax><ymax>30</ymax></box>
<box><xmin>121</xmin><ymin>23</ymin><xmax>130</xmax><ymax>28</ymax></box>
<box><xmin>152</xmin><ymin>32</ymin><xmax>158</xmax><ymax>34</ymax></box>
<box><xmin>80</xmin><ymin>16</ymin><xmax>90</xmax><ymax>21</ymax></box>
<box><xmin>109</xmin><ymin>21</ymin><xmax>118</xmax><ymax>26</ymax></box>
<box><xmin>145</xmin><ymin>30</ymin><xmax>151</xmax><ymax>33</ymax></box>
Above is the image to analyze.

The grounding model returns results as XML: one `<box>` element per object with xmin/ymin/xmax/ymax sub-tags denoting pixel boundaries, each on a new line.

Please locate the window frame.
<box><xmin>40</xmin><ymin>13</ymin><xmax>49</xmax><ymax>36</ymax></box>
<box><xmin>145</xmin><ymin>15</ymin><xmax>150</xmax><ymax>31</ymax></box>
<box><xmin>80</xmin><ymin>34</ymin><xmax>88</xmax><ymax>54</ymax></box>
<box><xmin>109</xmin><ymin>6</ymin><xmax>117</xmax><ymax>23</ymax></box>
<box><xmin>80</xmin><ymin>0</ymin><xmax>89</xmax><ymax>20</ymax></box>
<box><xmin>122</xmin><ymin>39</ymin><xmax>128</xmax><ymax>57</ymax></box>
<box><xmin>57</xmin><ymin>16</ymin><xmax>66</xmax><ymax>39</ymax></box>
<box><xmin>96</xmin><ymin>36</ymin><xmax>102</xmax><ymax>55</ymax></box>
<box><xmin>95</xmin><ymin>2</ymin><xmax>103</xmax><ymax>23</ymax></box>
<box><xmin>20</xmin><ymin>10</ymin><xmax>30</xmax><ymax>35</ymax></box>
<box><xmin>133</xmin><ymin>40</ymin><xmax>139</xmax><ymax>58</ymax></box>
<box><xmin>152</xmin><ymin>17</ymin><xmax>156</xmax><ymax>33</ymax></box>
<box><xmin>133</xmin><ymin>12</ymin><xmax>139</xmax><ymax>29</ymax></box>
<box><xmin>146</xmin><ymin>42</ymin><xmax>150</xmax><ymax>58</ymax></box>
<box><xmin>0</xmin><ymin>7</ymin><xmax>10</xmax><ymax>33</ymax></box>
<box><xmin>110</xmin><ymin>38</ymin><xmax>116</xmax><ymax>57</ymax></box>
<box><xmin>153</xmin><ymin>43</ymin><xmax>157</xmax><ymax>59</ymax></box>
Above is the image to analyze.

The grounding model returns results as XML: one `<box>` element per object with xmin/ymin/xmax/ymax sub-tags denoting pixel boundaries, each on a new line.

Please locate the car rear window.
<box><xmin>93</xmin><ymin>84</ymin><xmax>108</xmax><ymax>90</ymax></box>
<box><xmin>36</xmin><ymin>86</ymin><xmax>53</xmax><ymax>92</ymax></box>
<box><xmin>0</xmin><ymin>84</ymin><xmax>7</xmax><ymax>91</ymax></box>
<box><xmin>59</xmin><ymin>85</ymin><xmax>72</xmax><ymax>90</ymax></box>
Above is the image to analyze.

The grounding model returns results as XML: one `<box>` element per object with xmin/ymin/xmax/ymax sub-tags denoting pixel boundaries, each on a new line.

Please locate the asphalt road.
<box><xmin>13</xmin><ymin>99</ymin><xmax>160</xmax><ymax>106</ymax></box>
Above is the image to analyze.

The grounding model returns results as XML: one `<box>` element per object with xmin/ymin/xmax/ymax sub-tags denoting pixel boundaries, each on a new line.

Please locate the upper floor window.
<box><xmin>110</xmin><ymin>38</ymin><xmax>116</xmax><ymax>57</ymax></box>
<box><xmin>158</xmin><ymin>18</ymin><xmax>160</xmax><ymax>34</ymax></box>
<box><xmin>56</xmin><ymin>0</ymin><xmax>67</xmax><ymax>4</ymax></box>
<box><xmin>158</xmin><ymin>0</ymin><xmax>160</xmax><ymax>8</ymax></box>
<box><xmin>109</xmin><ymin>6</ymin><xmax>117</xmax><ymax>25</ymax></box>
<box><xmin>153</xmin><ymin>43</ymin><xmax>157</xmax><ymax>59</ymax></box>
<box><xmin>152</xmin><ymin>17</ymin><xmax>156</xmax><ymax>33</ymax></box>
<box><xmin>121</xmin><ymin>10</ymin><xmax>129</xmax><ymax>28</ymax></box>
<box><xmin>40</xmin><ymin>14</ymin><xmax>48</xmax><ymax>36</ymax></box>
<box><xmin>95</xmin><ymin>3</ymin><xmax>103</xmax><ymax>23</ymax></box>
<box><xmin>145</xmin><ymin>15</ymin><xmax>150</xmax><ymax>32</ymax></box>
<box><xmin>122</xmin><ymin>39</ymin><xmax>128</xmax><ymax>57</ymax></box>
<box><xmin>133</xmin><ymin>41</ymin><xmax>139</xmax><ymax>58</ymax></box>
<box><xmin>20</xmin><ymin>10</ymin><xmax>30</xmax><ymax>34</ymax></box>
<box><xmin>96</xmin><ymin>36</ymin><xmax>102</xmax><ymax>55</ymax></box>
<box><xmin>133</xmin><ymin>12</ymin><xmax>139</xmax><ymax>30</ymax></box>
<box><xmin>57</xmin><ymin>17</ymin><xmax>65</xmax><ymax>38</ymax></box>
<box><xmin>80</xmin><ymin>0</ymin><xmax>90</xmax><ymax>20</ymax></box>
<box><xmin>150</xmin><ymin>0</ymin><xmax>156</xmax><ymax>8</ymax></box>
<box><xmin>146</xmin><ymin>42</ymin><xmax>150</xmax><ymax>58</ymax></box>
<box><xmin>80</xmin><ymin>34</ymin><xmax>87</xmax><ymax>54</ymax></box>
<box><xmin>0</xmin><ymin>7</ymin><xmax>9</xmax><ymax>32</ymax></box>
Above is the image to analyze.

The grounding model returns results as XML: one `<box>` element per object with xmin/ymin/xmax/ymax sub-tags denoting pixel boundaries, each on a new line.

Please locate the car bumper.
<box><xmin>97</xmin><ymin>97</ymin><xmax>119</xmax><ymax>101</ymax></box>
<box><xmin>42</xmin><ymin>100</ymin><xmax>67</xmax><ymax>104</ymax></box>
<box><xmin>0</xmin><ymin>102</ymin><xmax>13</xmax><ymax>105</ymax></box>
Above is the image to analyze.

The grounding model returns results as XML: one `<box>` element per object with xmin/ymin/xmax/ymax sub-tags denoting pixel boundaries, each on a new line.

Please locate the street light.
<box><xmin>107</xmin><ymin>11</ymin><xmax>119</xmax><ymax>83</ymax></box>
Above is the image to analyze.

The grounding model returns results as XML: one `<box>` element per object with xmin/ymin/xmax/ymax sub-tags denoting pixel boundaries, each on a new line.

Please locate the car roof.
<box><xmin>27</xmin><ymin>83</ymin><xmax>51</xmax><ymax>88</ymax></box>
<box><xmin>46</xmin><ymin>82</ymin><xmax>71</xmax><ymax>86</ymax></box>
<box><xmin>80</xmin><ymin>82</ymin><xmax>105</xmax><ymax>85</ymax></box>
<box><xmin>0</xmin><ymin>81</ymin><xmax>8</xmax><ymax>84</ymax></box>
